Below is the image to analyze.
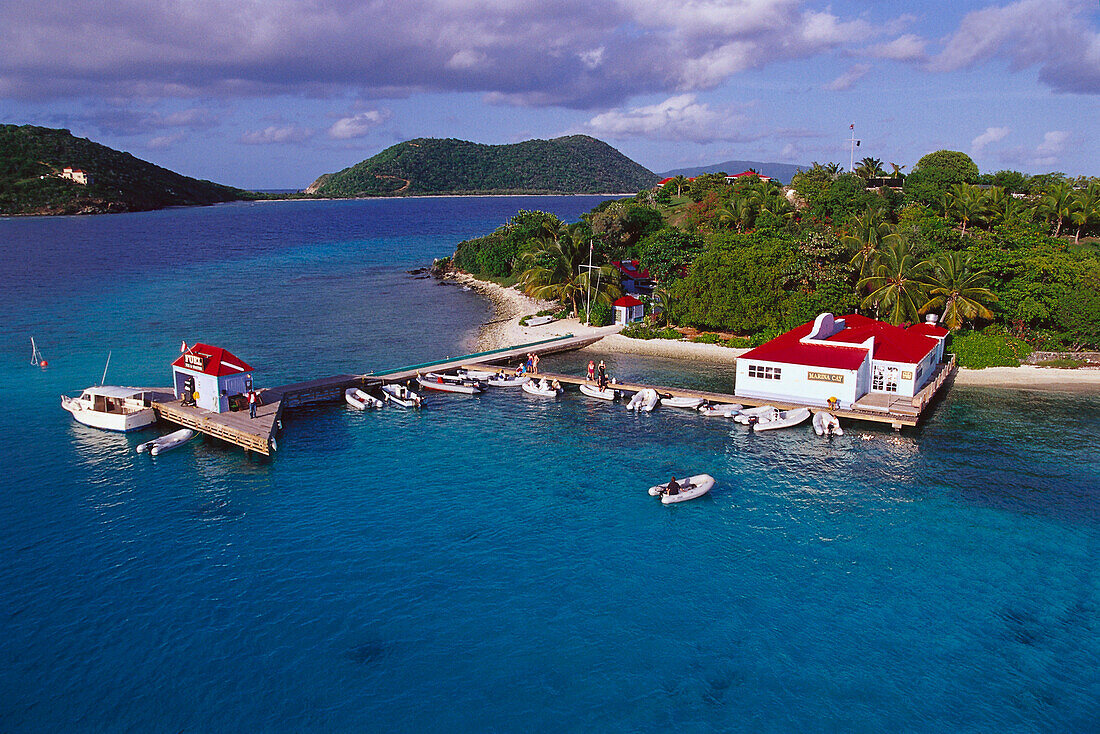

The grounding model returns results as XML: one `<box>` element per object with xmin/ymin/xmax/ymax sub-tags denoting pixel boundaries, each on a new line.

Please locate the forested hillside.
<box><xmin>453</xmin><ymin>152</ymin><xmax>1100</xmax><ymax>367</ymax></box>
<box><xmin>0</xmin><ymin>125</ymin><xmax>243</xmax><ymax>215</ymax></box>
<box><xmin>309</xmin><ymin>136</ymin><xmax>657</xmax><ymax>196</ymax></box>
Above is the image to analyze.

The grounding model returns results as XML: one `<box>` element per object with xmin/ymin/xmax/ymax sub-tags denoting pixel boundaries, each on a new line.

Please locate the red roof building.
<box><xmin>613</xmin><ymin>295</ymin><xmax>645</xmax><ymax>324</ymax></box>
<box><xmin>171</xmin><ymin>343</ymin><xmax>255</xmax><ymax>414</ymax></box>
<box><xmin>736</xmin><ymin>313</ymin><xmax>948</xmax><ymax>408</ymax></box>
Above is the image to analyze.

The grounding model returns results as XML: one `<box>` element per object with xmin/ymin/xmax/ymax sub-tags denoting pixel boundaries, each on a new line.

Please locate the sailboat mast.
<box><xmin>30</xmin><ymin>337</ymin><xmax>38</xmax><ymax>365</ymax></box>
<box><xmin>100</xmin><ymin>351</ymin><xmax>112</xmax><ymax>385</ymax></box>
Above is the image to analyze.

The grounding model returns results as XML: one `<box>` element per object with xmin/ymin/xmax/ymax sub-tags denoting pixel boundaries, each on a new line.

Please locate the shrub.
<box><xmin>620</xmin><ymin>323</ymin><xmax>657</xmax><ymax>339</ymax></box>
<box><xmin>721</xmin><ymin>337</ymin><xmax>751</xmax><ymax>348</ymax></box>
<box><xmin>949</xmin><ymin>331</ymin><xmax>1033</xmax><ymax>369</ymax></box>
<box><xmin>589</xmin><ymin>301</ymin><xmax>613</xmax><ymax>327</ymax></box>
<box><xmin>656</xmin><ymin>327</ymin><xmax>682</xmax><ymax>339</ymax></box>
<box><xmin>1037</xmin><ymin>358</ymin><xmax>1085</xmax><ymax>368</ymax></box>
<box><xmin>690</xmin><ymin>332</ymin><xmax>721</xmax><ymax>344</ymax></box>
<box><xmin>748</xmin><ymin>327</ymin><xmax>783</xmax><ymax>347</ymax></box>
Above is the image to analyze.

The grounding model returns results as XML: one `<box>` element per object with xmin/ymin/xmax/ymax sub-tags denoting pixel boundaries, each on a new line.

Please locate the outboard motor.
<box><xmin>747</xmin><ymin>416</ymin><xmax>759</xmax><ymax>432</ymax></box>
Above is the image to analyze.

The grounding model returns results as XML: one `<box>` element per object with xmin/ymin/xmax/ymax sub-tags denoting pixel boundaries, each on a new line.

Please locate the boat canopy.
<box><xmin>80</xmin><ymin>386</ymin><xmax>148</xmax><ymax>399</ymax></box>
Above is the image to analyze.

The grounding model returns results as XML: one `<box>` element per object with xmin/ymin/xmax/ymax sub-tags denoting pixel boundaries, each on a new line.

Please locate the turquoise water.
<box><xmin>2</xmin><ymin>199</ymin><xmax>1099</xmax><ymax>732</ymax></box>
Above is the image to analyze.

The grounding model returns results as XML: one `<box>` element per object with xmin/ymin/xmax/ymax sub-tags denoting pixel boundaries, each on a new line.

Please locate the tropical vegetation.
<box><xmin>452</xmin><ymin>149</ymin><xmax>1100</xmax><ymax>365</ymax></box>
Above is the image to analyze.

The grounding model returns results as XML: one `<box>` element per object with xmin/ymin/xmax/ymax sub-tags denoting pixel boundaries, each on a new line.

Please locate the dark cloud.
<box><xmin>0</xmin><ymin>0</ymin><xmax>877</xmax><ymax>108</ymax></box>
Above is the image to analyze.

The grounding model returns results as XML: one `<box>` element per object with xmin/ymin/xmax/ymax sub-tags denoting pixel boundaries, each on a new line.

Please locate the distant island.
<box><xmin>306</xmin><ymin>135</ymin><xmax>658</xmax><ymax>197</ymax></box>
<box><xmin>0</xmin><ymin>125</ymin><xmax>244</xmax><ymax>216</ymax></box>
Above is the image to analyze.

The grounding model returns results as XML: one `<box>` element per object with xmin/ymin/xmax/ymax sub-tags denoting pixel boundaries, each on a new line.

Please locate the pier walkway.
<box><xmin>150</xmin><ymin>334</ymin><xmax>955</xmax><ymax>455</ymax></box>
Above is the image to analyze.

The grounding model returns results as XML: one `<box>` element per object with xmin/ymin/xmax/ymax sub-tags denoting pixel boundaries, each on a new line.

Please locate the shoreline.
<box><xmin>453</xmin><ymin>272</ymin><xmax>1100</xmax><ymax>393</ymax></box>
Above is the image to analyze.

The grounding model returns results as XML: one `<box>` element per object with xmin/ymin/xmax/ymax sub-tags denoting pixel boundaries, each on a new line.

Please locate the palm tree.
<box><xmin>1037</xmin><ymin>181</ymin><xmax>1075</xmax><ymax>237</ymax></box>
<box><xmin>842</xmin><ymin>207</ymin><xmax>901</xmax><ymax>280</ymax></box>
<box><xmin>946</xmin><ymin>183</ymin><xmax>987</xmax><ymax>236</ymax></box>
<box><xmin>668</xmin><ymin>175</ymin><xmax>689</xmax><ymax>198</ymax></box>
<box><xmin>920</xmin><ymin>252</ymin><xmax>998</xmax><ymax>330</ymax></box>
<box><xmin>983</xmin><ymin>186</ymin><xmax>1022</xmax><ymax>227</ymax></box>
<box><xmin>651</xmin><ymin>287</ymin><xmax>673</xmax><ymax>326</ymax></box>
<box><xmin>888</xmin><ymin>162</ymin><xmax>906</xmax><ymax>180</ymax></box>
<box><xmin>515</xmin><ymin>236</ymin><xmax>621</xmax><ymax>316</ymax></box>
<box><xmin>1069</xmin><ymin>183</ymin><xmax>1100</xmax><ymax>243</ymax></box>
<box><xmin>858</xmin><ymin>240</ymin><xmax>931</xmax><ymax>325</ymax></box>
<box><xmin>855</xmin><ymin>157</ymin><xmax>885</xmax><ymax>180</ymax></box>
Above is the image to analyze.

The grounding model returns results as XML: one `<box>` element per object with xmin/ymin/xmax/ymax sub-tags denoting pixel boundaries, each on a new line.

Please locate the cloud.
<box><xmin>239</xmin><ymin>125</ymin><xmax>313</xmax><ymax>145</ymax></box>
<box><xmin>1034</xmin><ymin>130</ymin><xmax>1069</xmax><ymax>165</ymax></box>
<box><xmin>583</xmin><ymin>94</ymin><xmax>754</xmax><ymax>143</ymax></box>
<box><xmin>146</xmin><ymin>132</ymin><xmax>185</xmax><ymax>150</ymax></box>
<box><xmin>931</xmin><ymin>0</ymin><xmax>1100</xmax><ymax>94</ymax></box>
<box><xmin>65</xmin><ymin>106</ymin><xmax>220</xmax><ymax>136</ymax></box>
<box><xmin>864</xmin><ymin>34</ymin><xmax>927</xmax><ymax>62</ymax></box>
<box><xmin>825</xmin><ymin>64</ymin><xmax>870</xmax><ymax>91</ymax></box>
<box><xmin>971</xmin><ymin>126</ymin><xmax>1010</xmax><ymax>154</ymax></box>
<box><xmin>327</xmin><ymin>110</ymin><xmax>391</xmax><ymax>139</ymax></box>
<box><xmin>0</xmin><ymin>0</ymin><xmax>905</xmax><ymax>109</ymax></box>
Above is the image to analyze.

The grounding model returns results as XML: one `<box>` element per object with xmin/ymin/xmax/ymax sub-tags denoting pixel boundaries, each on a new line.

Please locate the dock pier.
<box><xmin>148</xmin><ymin>334</ymin><xmax>955</xmax><ymax>456</ymax></box>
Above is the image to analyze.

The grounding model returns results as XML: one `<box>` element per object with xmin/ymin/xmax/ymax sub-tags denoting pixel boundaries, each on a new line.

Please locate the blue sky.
<box><xmin>2</xmin><ymin>0</ymin><xmax>1098</xmax><ymax>188</ymax></box>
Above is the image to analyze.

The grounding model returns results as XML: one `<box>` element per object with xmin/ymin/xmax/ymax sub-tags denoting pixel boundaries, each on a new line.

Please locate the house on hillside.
<box><xmin>736</xmin><ymin>313</ymin><xmax>948</xmax><ymax>409</ymax></box>
<box><xmin>61</xmin><ymin>167</ymin><xmax>89</xmax><ymax>185</ymax></box>
<box><xmin>611</xmin><ymin>260</ymin><xmax>654</xmax><ymax>295</ymax></box>
<box><xmin>613</xmin><ymin>295</ymin><xmax>645</xmax><ymax>325</ymax></box>
<box><xmin>725</xmin><ymin>171</ymin><xmax>770</xmax><ymax>184</ymax></box>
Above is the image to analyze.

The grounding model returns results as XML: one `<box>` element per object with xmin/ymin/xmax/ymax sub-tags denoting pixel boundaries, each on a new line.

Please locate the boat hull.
<box><xmin>381</xmin><ymin>384</ymin><xmax>422</xmax><ymax>408</ymax></box>
<box><xmin>579</xmin><ymin>383</ymin><xmax>618</xmax><ymax>400</ymax></box>
<box><xmin>61</xmin><ymin>395</ymin><xmax>156</xmax><ymax>432</ymax></box>
<box><xmin>648</xmin><ymin>473</ymin><xmax>715</xmax><ymax>503</ymax></box>
<box><xmin>417</xmin><ymin>376</ymin><xmax>483</xmax><ymax>394</ymax></box>
<box><xmin>345</xmin><ymin>388</ymin><xmax>383</xmax><ymax>409</ymax></box>
<box><xmin>521</xmin><ymin>380</ymin><xmax>560</xmax><ymax>397</ymax></box>
<box><xmin>753</xmin><ymin>407</ymin><xmax>812</xmax><ymax>431</ymax></box>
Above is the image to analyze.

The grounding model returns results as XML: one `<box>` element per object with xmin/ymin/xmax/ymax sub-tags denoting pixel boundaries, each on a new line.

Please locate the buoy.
<box><xmin>40</xmin><ymin>360</ymin><xmax>48</xmax><ymax>368</ymax></box>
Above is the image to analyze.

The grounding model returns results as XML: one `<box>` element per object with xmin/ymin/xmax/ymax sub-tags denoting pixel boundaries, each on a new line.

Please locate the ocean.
<box><xmin>2</xmin><ymin>198</ymin><xmax>1098</xmax><ymax>732</ymax></box>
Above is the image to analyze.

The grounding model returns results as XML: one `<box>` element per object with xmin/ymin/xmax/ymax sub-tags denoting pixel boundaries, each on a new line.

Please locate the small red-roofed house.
<box><xmin>725</xmin><ymin>171</ymin><xmax>771</xmax><ymax>184</ymax></box>
<box><xmin>611</xmin><ymin>260</ymin><xmax>654</xmax><ymax>294</ymax></box>
<box><xmin>171</xmin><ymin>343</ymin><xmax>255</xmax><ymax>413</ymax></box>
<box><xmin>613</xmin><ymin>295</ymin><xmax>645</xmax><ymax>325</ymax></box>
<box><xmin>736</xmin><ymin>313</ymin><xmax>948</xmax><ymax>408</ymax></box>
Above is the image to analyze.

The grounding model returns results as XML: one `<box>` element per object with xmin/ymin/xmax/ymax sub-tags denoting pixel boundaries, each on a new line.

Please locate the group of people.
<box><xmin>586</xmin><ymin>359</ymin><xmax>610</xmax><ymax>391</ymax></box>
<box><xmin>178</xmin><ymin>375</ymin><xmax>260</xmax><ymax>418</ymax></box>
<box><xmin>516</xmin><ymin>352</ymin><xmax>540</xmax><ymax>377</ymax></box>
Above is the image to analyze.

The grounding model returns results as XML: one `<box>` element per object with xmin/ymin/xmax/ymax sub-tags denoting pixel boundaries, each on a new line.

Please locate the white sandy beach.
<box><xmin>451</xmin><ymin>272</ymin><xmax>1100</xmax><ymax>392</ymax></box>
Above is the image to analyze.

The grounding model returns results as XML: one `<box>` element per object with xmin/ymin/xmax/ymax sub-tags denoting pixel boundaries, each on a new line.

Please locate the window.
<box><xmin>873</xmin><ymin>367</ymin><xmax>898</xmax><ymax>393</ymax></box>
<box><xmin>748</xmin><ymin>364</ymin><xmax>781</xmax><ymax>380</ymax></box>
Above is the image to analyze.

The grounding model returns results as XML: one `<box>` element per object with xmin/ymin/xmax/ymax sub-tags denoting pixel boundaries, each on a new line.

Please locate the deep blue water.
<box><xmin>2</xmin><ymin>199</ymin><xmax>1099</xmax><ymax>732</ymax></box>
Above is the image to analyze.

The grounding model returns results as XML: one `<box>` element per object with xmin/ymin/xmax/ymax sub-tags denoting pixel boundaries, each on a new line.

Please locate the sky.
<box><xmin>2</xmin><ymin>0</ymin><xmax>1099</xmax><ymax>189</ymax></box>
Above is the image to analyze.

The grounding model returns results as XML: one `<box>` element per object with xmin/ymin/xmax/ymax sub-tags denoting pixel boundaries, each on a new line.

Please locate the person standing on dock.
<box><xmin>532</xmin><ymin>353</ymin><xmax>540</xmax><ymax>374</ymax></box>
<box><xmin>247</xmin><ymin>387</ymin><xmax>259</xmax><ymax>419</ymax></box>
<box><xmin>587</xmin><ymin>360</ymin><xmax>595</xmax><ymax>382</ymax></box>
<box><xmin>525</xmin><ymin>353</ymin><xmax>534</xmax><ymax>374</ymax></box>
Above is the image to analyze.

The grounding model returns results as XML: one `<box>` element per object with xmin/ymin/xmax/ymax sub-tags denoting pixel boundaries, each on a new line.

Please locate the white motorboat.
<box><xmin>137</xmin><ymin>428</ymin><xmax>196</xmax><ymax>455</ymax></box>
<box><xmin>417</xmin><ymin>374</ymin><xmax>483</xmax><ymax>394</ymax></box>
<box><xmin>521</xmin><ymin>378</ymin><xmax>561</xmax><ymax>397</ymax></box>
<box><xmin>526</xmin><ymin>315</ymin><xmax>555</xmax><ymax>326</ymax></box>
<box><xmin>751</xmin><ymin>407</ymin><xmax>812</xmax><ymax>432</ymax></box>
<box><xmin>626</xmin><ymin>388</ymin><xmax>659</xmax><ymax>412</ymax></box>
<box><xmin>579</xmin><ymin>383</ymin><xmax>619</xmax><ymax>400</ymax></box>
<box><xmin>485</xmin><ymin>373</ymin><xmax>530</xmax><ymax>387</ymax></box>
<box><xmin>456</xmin><ymin>368</ymin><xmax>497</xmax><ymax>380</ymax></box>
<box><xmin>382</xmin><ymin>383</ymin><xmax>423</xmax><ymax>408</ymax></box>
<box><xmin>61</xmin><ymin>386</ymin><xmax>157</xmax><ymax>432</ymax></box>
<box><xmin>345</xmin><ymin>387</ymin><xmax>383</xmax><ymax>409</ymax></box>
<box><xmin>698</xmin><ymin>402</ymin><xmax>742</xmax><ymax>417</ymax></box>
<box><xmin>733</xmin><ymin>405</ymin><xmax>779</xmax><ymax>424</ymax></box>
<box><xmin>813</xmin><ymin>411</ymin><xmax>844</xmax><ymax>436</ymax></box>
<box><xmin>648</xmin><ymin>473</ymin><xmax>715</xmax><ymax>504</ymax></box>
<box><xmin>660</xmin><ymin>395</ymin><xmax>704</xmax><ymax>409</ymax></box>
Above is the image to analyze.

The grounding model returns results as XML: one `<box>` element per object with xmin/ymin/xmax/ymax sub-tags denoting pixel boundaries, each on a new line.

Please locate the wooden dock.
<box><xmin>149</xmin><ymin>334</ymin><xmax>600</xmax><ymax>455</ymax></box>
<box><xmin>148</xmin><ymin>333</ymin><xmax>954</xmax><ymax>455</ymax></box>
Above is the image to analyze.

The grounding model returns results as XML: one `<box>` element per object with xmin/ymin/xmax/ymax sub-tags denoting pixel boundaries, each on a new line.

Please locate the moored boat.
<box><xmin>485</xmin><ymin>373</ymin><xmax>530</xmax><ymax>387</ymax></box>
<box><xmin>61</xmin><ymin>386</ymin><xmax>157</xmax><ymax>432</ymax></box>
<box><xmin>456</xmin><ymin>368</ymin><xmax>497</xmax><ymax>380</ymax></box>
<box><xmin>698</xmin><ymin>402</ymin><xmax>742</xmax><ymax>417</ymax></box>
<box><xmin>521</xmin><ymin>378</ymin><xmax>562</xmax><ymax>397</ymax></box>
<box><xmin>382</xmin><ymin>383</ymin><xmax>423</xmax><ymax>408</ymax></box>
<box><xmin>733</xmin><ymin>405</ymin><xmax>779</xmax><ymax>424</ymax></box>
<box><xmin>579</xmin><ymin>382</ymin><xmax>620</xmax><ymax>400</ymax></box>
<box><xmin>417</xmin><ymin>374</ymin><xmax>483</xmax><ymax>394</ymax></box>
<box><xmin>648</xmin><ymin>473</ymin><xmax>715</xmax><ymax>504</ymax></box>
<box><xmin>660</xmin><ymin>395</ymin><xmax>704</xmax><ymax>409</ymax></box>
<box><xmin>626</xmin><ymin>388</ymin><xmax>659</xmax><ymax>412</ymax></box>
<box><xmin>813</xmin><ymin>411</ymin><xmax>844</xmax><ymax>436</ymax></box>
<box><xmin>345</xmin><ymin>387</ymin><xmax>384</xmax><ymax>409</ymax></box>
<box><xmin>752</xmin><ymin>407</ymin><xmax>812</xmax><ymax>432</ymax></box>
<box><xmin>137</xmin><ymin>428</ymin><xmax>196</xmax><ymax>455</ymax></box>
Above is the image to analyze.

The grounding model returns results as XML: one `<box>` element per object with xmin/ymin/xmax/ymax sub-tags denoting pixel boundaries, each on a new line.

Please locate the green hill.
<box><xmin>0</xmin><ymin>124</ymin><xmax>243</xmax><ymax>215</ymax></box>
<box><xmin>308</xmin><ymin>135</ymin><xmax>658</xmax><ymax>196</ymax></box>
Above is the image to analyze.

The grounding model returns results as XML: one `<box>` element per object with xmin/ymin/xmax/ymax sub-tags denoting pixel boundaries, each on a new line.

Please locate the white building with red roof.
<box><xmin>171</xmin><ymin>343</ymin><xmax>254</xmax><ymax>413</ymax></box>
<box><xmin>613</xmin><ymin>295</ymin><xmax>645</xmax><ymax>325</ymax></box>
<box><xmin>736</xmin><ymin>313</ymin><xmax>948</xmax><ymax>408</ymax></box>
<box><xmin>611</xmin><ymin>259</ymin><xmax>654</xmax><ymax>294</ymax></box>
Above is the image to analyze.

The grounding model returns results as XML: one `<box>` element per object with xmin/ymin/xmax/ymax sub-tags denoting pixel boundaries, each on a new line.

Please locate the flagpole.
<box><xmin>849</xmin><ymin>124</ymin><xmax>856</xmax><ymax>173</ymax></box>
<box><xmin>585</xmin><ymin>239</ymin><xmax>593</xmax><ymax>325</ymax></box>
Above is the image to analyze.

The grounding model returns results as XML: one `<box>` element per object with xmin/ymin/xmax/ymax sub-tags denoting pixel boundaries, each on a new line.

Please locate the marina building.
<box><xmin>613</xmin><ymin>295</ymin><xmax>645</xmax><ymax>325</ymax></box>
<box><xmin>171</xmin><ymin>343</ymin><xmax>254</xmax><ymax>414</ymax></box>
<box><xmin>736</xmin><ymin>313</ymin><xmax>948</xmax><ymax>409</ymax></box>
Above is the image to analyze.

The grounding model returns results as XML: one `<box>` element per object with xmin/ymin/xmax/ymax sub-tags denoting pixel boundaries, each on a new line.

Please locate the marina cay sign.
<box><xmin>184</xmin><ymin>353</ymin><xmax>206</xmax><ymax>371</ymax></box>
<box><xmin>807</xmin><ymin>371</ymin><xmax>845</xmax><ymax>384</ymax></box>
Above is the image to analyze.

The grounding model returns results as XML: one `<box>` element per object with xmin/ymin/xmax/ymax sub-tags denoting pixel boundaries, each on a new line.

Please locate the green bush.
<box><xmin>690</xmin><ymin>332</ymin><xmax>721</xmax><ymax>344</ymax></box>
<box><xmin>589</xmin><ymin>301</ymin><xmax>613</xmax><ymax>327</ymax></box>
<box><xmin>949</xmin><ymin>331</ymin><xmax>1033</xmax><ymax>369</ymax></box>
<box><xmin>620</xmin><ymin>323</ymin><xmax>657</xmax><ymax>339</ymax></box>
<box><xmin>1036</xmin><ymin>358</ymin><xmax>1085</xmax><ymax>368</ymax></box>
<box><xmin>748</xmin><ymin>327</ymin><xmax>783</xmax><ymax>347</ymax></box>
<box><xmin>656</xmin><ymin>327</ymin><xmax>682</xmax><ymax>339</ymax></box>
<box><xmin>721</xmin><ymin>337</ymin><xmax>751</xmax><ymax>348</ymax></box>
